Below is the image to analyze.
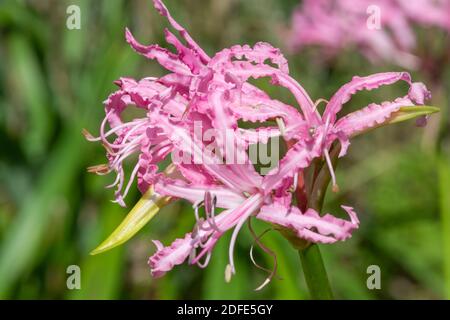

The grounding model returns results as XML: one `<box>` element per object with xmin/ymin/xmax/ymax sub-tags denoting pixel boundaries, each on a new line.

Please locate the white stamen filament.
<box><xmin>101</xmin><ymin>119</ymin><xmax>146</xmax><ymax>141</ymax></box>
<box><xmin>276</xmin><ymin>118</ymin><xmax>286</xmax><ymax>137</ymax></box>
<box><xmin>248</xmin><ymin>221</ymin><xmax>279</xmax><ymax>291</ymax></box>
<box><xmin>313</xmin><ymin>99</ymin><xmax>329</xmax><ymax>117</ymax></box>
<box><xmin>205</xmin><ymin>195</ymin><xmax>221</xmax><ymax>233</ymax></box>
<box><xmin>196</xmin><ymin>251</ymin><xmax>212</xmax><ymax>268</ymax></box>
<box><xmin>323</xmin><ymin>148</ymin><xmax>339</xmax><ymax>193</ymax></box>
<box><xmin>106</xmin><ymin>171</ymin><xmax>121</xmax><ymax>189</ymax></box>
<box><xmin>193</xmin><ymin>199</ymin><xmax>203</xmax><ymax>223</ymax></box>
<box><xmin>228</xmin><ymin>208</ymin><xmax>256</xmax><ymax>276</ymax></box>
<box><xmin>293</xmin><ymin>173</ymin><xmax>298</xmax><ymax>191</ymax></box>
<box><xmin>121</xmin><ymin>161</ymin><xmax>141</xmax><ymax>201</ymax></box>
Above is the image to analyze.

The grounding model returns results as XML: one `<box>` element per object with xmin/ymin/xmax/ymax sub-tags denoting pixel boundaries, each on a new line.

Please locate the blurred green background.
<box><xmin>0</xmin><ymin>0</ymin><xmax>449</xmax><ymax>299</ymax></box>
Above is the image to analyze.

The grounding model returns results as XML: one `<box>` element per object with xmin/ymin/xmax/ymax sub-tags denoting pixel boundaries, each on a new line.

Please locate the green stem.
<box><xmin>439</xmin><ymin>150</ymin><xmax>450</xmax><ymax>299</ymax></box>
<box><xmin>296</xmin><ymin>144</ymin><xmax>340</xmax><ymax>300</ymax></box>
<box><xmin>298</xmin><ymin>244</ymin><xmax>333</xmax><ymax>300</ymax></box>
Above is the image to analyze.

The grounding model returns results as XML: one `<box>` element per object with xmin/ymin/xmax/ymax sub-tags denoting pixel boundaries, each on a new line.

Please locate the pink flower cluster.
<box><xmin>288</xmin><ymin>0</ymin><xmax>450</xmax><ymax>68</ymax></box>
<box><xmin>87</xmin><ymin>0</ymin><xmax>431</xmax><ymax>282</ymax></box>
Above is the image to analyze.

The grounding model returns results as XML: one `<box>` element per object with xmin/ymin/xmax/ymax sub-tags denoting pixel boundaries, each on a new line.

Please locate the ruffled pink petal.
<box><xmin>408</xmin><ymin>82</ymin><xmax>431</xmax><ymax>104</ymax></box>
<box><xmin>262</xmin><ymin>137</ymin><xmax>322</xmax><ymax>191</ymax></box>
<box><xmin>125</xmin><ymin>28</ymin><xmax>192</xmax><ymax>76</ymax></box>
<box><xmin>207</xmin><ymin>44</ymin><xmax>318</xmax><ymax>124</ymax></box>
<box><xmin>334</xmin><ymin>96</ymin><xmax>412</xmax><ymax>137</ymax></box>
<box><xmin>324</xmin><ymin>72</ymin><xmax>413</xmax><ymax>123</ymax></box>
<box><xmin>209</xmin><ymin>42</ymin><xmax>289</xmax><ymax>74</ymax></box>
<box><xmin>149</xmin><ymin>234</ymin><xmax>195</xmax><ymax>278</ymax></box>
<box><xmin>154</xmin><ymin>178</ymin><xmax>246</xmax><ymax>209</ymax></box>
<box><xmin>175</xmin><ymin>163</ymin><xmax>216</xmax><ymax>185</ymax></box>
<box><xmin>152</xmin><ymin>0</ymin><xmax>210</xmax><ymax>63</ymax></box>
<box><xmin>334</xmin><ymin>81</ymin><xmax>431</xmax><ymax>137</ymax></box>
<box><xmin>164</xmin><ymin>29</ymin><xmax>204</xmax><ymax>75</ymax></box>
<box><xmin>257</xmin><ymin>203</ymin><xmax>359</xmax><ymax>243</ymax></box>
<box><xmin>149</xmin><ymin>194</ymin><xmax>264</xmax><ymax>277</ymax></box>
<box><xmin>207</xmin><ymin>90</ymin><xmax>263</xmax><ymax>188</ymax></box>
<box><xmin>151</xmin><ymin>111</ymin><xmax>259</xmax><ymax>193</ymax></box>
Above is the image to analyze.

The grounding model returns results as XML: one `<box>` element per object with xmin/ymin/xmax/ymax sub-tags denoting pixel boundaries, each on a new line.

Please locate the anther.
<box><xmin>87</xmin><ymin>164</ymin><xmax>110</xmax><ymax>175</ymax></box>
<box><xmin>225</xmin><ymin>264</ymin><xmax>233</xmax><ymax>283</ymax></box>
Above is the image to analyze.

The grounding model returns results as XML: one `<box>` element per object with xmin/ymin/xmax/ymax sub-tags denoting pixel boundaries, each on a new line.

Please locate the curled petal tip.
<box><xmin>408</xmin><ymin>82</ymin><xmax>432</xmax><ymax>104</ymax></box>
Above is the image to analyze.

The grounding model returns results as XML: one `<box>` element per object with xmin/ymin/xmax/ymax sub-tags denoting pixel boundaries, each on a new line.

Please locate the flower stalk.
<box><xmin>298</xmin><ymin>244</ymin><xmax>333</xmax><ymax>300</ymax></box>
<box><xmin>295</xmin><ymin>145</ymin><xmax>340</xmax><ymax>299</ymax></box>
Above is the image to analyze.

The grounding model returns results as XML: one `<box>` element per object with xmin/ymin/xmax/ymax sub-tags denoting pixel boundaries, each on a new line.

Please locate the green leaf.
<box><xmin>90</xmin><ymin>188</ymin><xmax>170</xmax><ymax>255</ymax></box>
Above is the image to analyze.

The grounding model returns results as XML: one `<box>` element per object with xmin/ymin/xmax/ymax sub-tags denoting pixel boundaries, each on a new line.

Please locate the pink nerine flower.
<box><xmin>288</xmin><ymin>0</ymin><xmax>450</xmax><ymax>69</ymax></box>
<box><xmin>86</xmin><ymin>0</ymin><xmax>434</xmax><ymax>285</ymax></box>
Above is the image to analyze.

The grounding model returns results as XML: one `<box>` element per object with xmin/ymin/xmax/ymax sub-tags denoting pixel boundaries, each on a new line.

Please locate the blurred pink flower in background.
<box><xmin>288</xmin><ymin>0</ymin><xmax>450</xmax><ymax>69</ymax></box>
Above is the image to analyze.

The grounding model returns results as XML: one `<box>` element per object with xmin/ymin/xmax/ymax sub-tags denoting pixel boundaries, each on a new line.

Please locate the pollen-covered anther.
<box><xmin>225</xmin><ymin>264</ymin><xmax>233</xmax><ymax>283</ymax></box>
<box><xmin>87</xmin><ymin>164</ymin><xmax>110</xmax><ymax>175</ymax></box>
<box><xmin>332</xmin><ymin>184</ymin><xmax>340</xmax><ymax>193</ymax></box>
<box><xmin>82</xmin><ymin>128</ymin><xmax>96</xmax><ymax>141</ymax></box>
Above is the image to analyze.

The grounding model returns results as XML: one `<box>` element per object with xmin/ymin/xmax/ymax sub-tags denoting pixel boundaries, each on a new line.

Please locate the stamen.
<box><xmin>102</xmin><ymin>142</ymin><xmax>114</xmax><ymax>155</ymax></box>
<box><xmin>192</xmin><ymin>199</ymin><xmax>204</xmax><ymax>225</ymax></box>
<box><xmin>121</xmin><ymin>161</ymin><xmax>141</xmax><ymax>200</ymax></box>
<box><xmin>225</xmin><ymin>264</ymin><xmax>233</xmax><ymax>283</ymax></box>
<box><xmin>196</xmin><ymin>251</ymin><xmax>212</xmax><ymax>268</ymax></box>
<box><xmin>323</xmin><ymin>148</ymin><xmax>339</xmax><ymax>193</ymax></box>
<box><xmin>102</xmin><ymin>119</ymin><xmax>147</xmax><ymax>144</ymax></box>
<box><xmin>228</xmin><ymin>207</ymin><xmax>257</xmax><ymax>276</ymax></box>
<box><xmin>87</xmin><ymin>164</ymin><xmax>110</xmax><ymax>175</ymax></box>
<box><xmin>188</xmin><ymin>247</ymin><xmax>196</xmax><ymax>264</ymax></box>
<box><xmin>276</xmin><ymin>118</ymin><xmax>286</xmax><ymax>137</ymax></box>
<box><xmin>314</xmin><ymin>98</ymin><xmax>329</xmax><ymax>110</ymax></box>
<box><xmin>254</xmin><ymin>278</ymin><xmax>271</xmax><ymax>291</ymax></box>
<box><xmin>106</xmin><ymin>172</ymin><xmax>121</xmax><ymax>189</ymax></box>
<box><xmin>82</xmin><ymin>128</ymin><xmax>97</xmax><ymax>141</ymax></box>
<box><xmin>248</xmin><ymin>219</ymin><xmax>279</xmax><ymax>291</ymax></box>
<box><xmin>205</xmin><ymin>193</ymin><xmax>221</xmax><ymax>233</ymax></box>
<box><xmin>250</xmin><ymin>239</ymin><xmax>272</xmax><ymax>274</ymax></box>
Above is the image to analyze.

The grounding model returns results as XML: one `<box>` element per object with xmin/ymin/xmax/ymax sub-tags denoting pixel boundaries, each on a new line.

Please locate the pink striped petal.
<box><xmin>334</xmin><ymin>81</ymin><xmax>431</xmax><ymax>137</ymax></box>
<box><xmin>262</xmin><ymin>138</ymin><xmax>322</xmax><ymax>191</ymax></box>
<box><xmin>152</xmin><ymin>0</ymin><xmax>210</xmax><ymax>63</ymax></box>
<box><xmin>324</xmin><ymin>72</ymin><xmax>413</xmax><ymax>122</ymax></box>
<box><xmin>257</xmin><ymin>203</ymin><xmax>359</xmax><ymax>243</ymax></box>
<box><xmin>149</xmin><ymin>234</ymin><xmax>194</xmax><ymax>278</ymax></box>
<box><xmin>154</xmin><ymin>178</ymin><xmax>246</xmax><ymax>209</ymax></box>
<box><xmin>125</xmin><ymin>28</ymin><xmax>192</xmax><ymax>76</ymax></box>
